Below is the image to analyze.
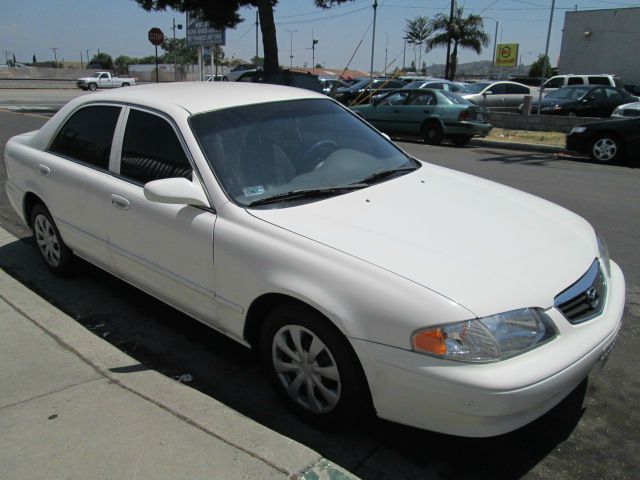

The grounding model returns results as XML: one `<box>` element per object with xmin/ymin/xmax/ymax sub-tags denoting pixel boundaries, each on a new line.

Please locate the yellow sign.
<box><xmin>495</xmin><ymin>43</ymin><xmax>519</xmax><ymax>67</ymax></box>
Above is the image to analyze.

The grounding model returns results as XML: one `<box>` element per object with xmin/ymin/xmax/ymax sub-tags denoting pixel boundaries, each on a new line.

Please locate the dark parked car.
<box><xmin>235</xmin><ymin>69</ymin><xmax>322</xmax><ymax>93</ymax></box>
<box><xmin>528</xmin><ymin>85</ymin><xmax>638</xmax><ymax>117</ymax></box>
<box><xmin>335</xmin><ymin>78</ymin><xmax>405</xmax><ymax>106</ymax></box>
<box><xmin>565</xmin><ymin>117</ymin><xmax>640</xmax><ymax>163</ymax></box>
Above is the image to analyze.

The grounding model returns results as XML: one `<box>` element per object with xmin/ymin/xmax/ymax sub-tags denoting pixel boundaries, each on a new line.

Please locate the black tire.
<box><xmin>452</xmin><ymin>135</ymin><xmax>472</xmax><ymax>147</ymax></box>
<box><xmin>260</xmin><ymin>303</ymin><xmax>372</xmax><ymax>428</ymax></box>
<box><xmin>30</xmin><ymin>204</ymin><xmax>75</xmax><ymax>276</ymax></box>
<box><xmin>122</xmin><ymin>82</ymin><xmax>130</xmax><ymax>87</ymax></box>
<box><xmin>88</xmin><ymin>83</ymin><xmax>97</xmax><ymax>91</ymax></box>
<box><xmin>590</xmin><ymin>134</ymin><xmax>623</xmax><ymax>163</ymax></box>
<box><xmin>222</xmin><ymin>76</ymin><xmax>229</xmax><ymax>81</ymax></box>
<box><xmin>422</xmin><ymin>121</ymin><xmax>444</xmax><ymax>145</ymax></box>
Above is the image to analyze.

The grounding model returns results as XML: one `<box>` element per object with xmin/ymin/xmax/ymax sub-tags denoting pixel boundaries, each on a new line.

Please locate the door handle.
<box><xmin>110</xmin><ymin>194</ymin><xmax>131</xmax><ymax>210</ymax></box>
<box><xmin>38</xmin><ymin>164</ymin><xmax>50</xmax><ymax>176</ymax></box>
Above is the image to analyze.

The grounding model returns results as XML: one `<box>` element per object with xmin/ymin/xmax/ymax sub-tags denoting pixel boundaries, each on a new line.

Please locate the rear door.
<box><xmin>504</xmin><ymin>83</ymin><xmax>530</xmax><ymax>108</ymax></box>
<box><xmin>43</xmin><ymin>104</ymin><xmax>122</xmax><ymax>263</ymax></box>
<box><xmin>102</xmin><ymin>107</ymin><xmax>219</xmax><ymax>324</ymax></box>
<box><xmin>401</xmin><ymin>90</ymin><xmax>438</xmax><ymax>135</ymax></box>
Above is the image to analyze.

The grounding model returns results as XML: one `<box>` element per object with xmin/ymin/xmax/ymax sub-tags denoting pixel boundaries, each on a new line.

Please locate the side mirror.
<box><xmin>483</xmin><ymin>90</ymin><xmax>493</xmax><ymax>96</ymax></box>
<box><xmin>144</xmin><ymin>177</ymin><xmax>210</xmax><ymax>208</ymax></box>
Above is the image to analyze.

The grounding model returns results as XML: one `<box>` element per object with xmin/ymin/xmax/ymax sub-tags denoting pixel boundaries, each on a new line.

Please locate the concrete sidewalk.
<box><xmin>0</xmin><ymin>227</ymin><xmax>357</xmax><ymax>480</ymax></box>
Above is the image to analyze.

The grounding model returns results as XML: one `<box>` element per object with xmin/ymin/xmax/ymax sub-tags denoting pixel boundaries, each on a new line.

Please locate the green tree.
<box><xmin>133</xmin><ymin>0</ymin><xmax>355</xmax><ymax>74</ymax></box>
<box><xmin>404</xmin><ymin>16</ymin><xmax>431</xmax><ymax>74</ymax></box>
<box><xmin>32</xmin><ymin>54</ymin><xmax>37</xmax><ymax>63</ymax></box>
<box><xmin>428</xmin><ymin>7</ymin><xmax>489</xmax><ymax>80</ymax></box>
<box><xmin>115</xmin><ymin>55</ymin><xmax>138</xmax><ymax>68</ymax></box>
<box><xmin>251</xmin><ymin>55</ymin><xmax>265</xmax><ymax>66</ymax></box>
<box><xmin>90</xmin><ymin>53</ymin><xmax>114</xmax><ymax>69</ymax></box>
<box><xmin>161</xmin><ymin>38</ymin><xmax>198</xmax><ymax>65</ymax></box>
<box><xmin>529</xmin><ymin>54</ymin><xmax>552</xmax><ymax>78</ymax></box>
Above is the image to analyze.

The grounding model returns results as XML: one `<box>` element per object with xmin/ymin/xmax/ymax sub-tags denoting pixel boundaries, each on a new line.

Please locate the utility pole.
<box><xmin>171</xmin><ymin>18</ymin><xmax>183</xmax><ymax>81</ymax></box>
<box><xmin>311</xmin><ymin>31</ymin><xmax>318</xmax><ymax>75</ymax></box>
<box><xmin>402</xmin><ymin>36</ymin><xmax>409</xmax><ymax>71</ymax></box>
<box><xmin>369</xmin><ymin>0</ymin><xmax>378</xmax><ymax>95</ymax></box>
<box><xmin>537</xmin><ymin>0</ymin><xmax>556</xmax><ymax>114</ymax></box>
<box><xmin>255</xmin><ymin>11</ymin><xmax>259</xmax><ymax>61</ymax></box>
<box><xmin>80</xmin><ymin>51</ymin><xmax>84</xmax><ymax>69</ymax></box>
<box><xmin>444</xmin><ymin>0</ymin><xmax>455</xmax><ymax>80</ymax></box>
<box><xmin>384</xmin><ymin>32</ymin><xmax>388</xmax><ymax>76</ymax></box>
<box><xmin>50</xmin><ymin>47</ymin><xmax>59</xmax><ymax>68</ymax></box>
<box><xmin>86</xmin><ymin>49</ymin><xmax>90</xmax><ymax>67</ymax></box>
<box><xmin>286</xmin><ymin>29</ymin><xmax>297</xmax><ymax>68</ymax></box>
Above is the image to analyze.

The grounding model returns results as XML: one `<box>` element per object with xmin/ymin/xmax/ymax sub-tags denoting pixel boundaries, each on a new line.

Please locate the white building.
<box><xmin>558</xmin><ymin>7</ymin><xmax>640</xmax><ymax>85</ymax></box>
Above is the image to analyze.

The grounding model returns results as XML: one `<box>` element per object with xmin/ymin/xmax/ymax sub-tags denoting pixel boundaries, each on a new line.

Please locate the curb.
<box><xmin>0</xmin><ymin>226</ymin><xmax>360</xmax><ymax>480</ymax></box>
<box><xmin>470</xmin><ymin>138</ymin><xmax>565</xmax><ymax>154</ymax></box>
<box><xmin>469</xmin><ymin>138</ymin><xmax>565</xmax><ymax>153</ymax></box>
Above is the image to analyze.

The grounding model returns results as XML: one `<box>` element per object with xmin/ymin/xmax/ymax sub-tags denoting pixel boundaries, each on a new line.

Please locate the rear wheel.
<box><xmin>590</xmin><ymin>134</ymin><xmax>623</xmax><ymax>163</ymax></box>
<box><xmin>422</xmin><ymin>121</ymin><xmax>443</xmax><ymax>145</ymax></box>
<box><xmin>260</xmin><ymin>303</ymin><xmax>372</xmax><ymax>427</ymax></box>
<box><xmin>452</xmin><ymin>135</ymin><xmax>472</xmax><ymax>147</ymax></box>
<box><xmin>122</xmin><ymin>82</ymin><xmax>130</xmax><ymax>87</ymax></box>
<box><xmin>30</xmin><ymin>204</ymin><xmax>75</xmax><ymax>276</ymax></box>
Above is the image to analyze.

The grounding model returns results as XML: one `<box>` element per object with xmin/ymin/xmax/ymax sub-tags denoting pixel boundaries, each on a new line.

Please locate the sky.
<box><xmin>2</xmin><ymin>0</ymin><xmax>639</xmax><ymax>72</ymax></box>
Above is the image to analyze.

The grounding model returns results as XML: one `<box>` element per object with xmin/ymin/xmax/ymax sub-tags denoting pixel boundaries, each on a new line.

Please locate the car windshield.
<box><xmin>91</xmin><ymin>73</ymin><xmax>101</xmax><ymax>78</ymax></box>
<box><xmin>349</xmin><ymin>79</ymin><xmax>371</xmax><ymax>90</ymax></box>
<box><xmin>438</xmin><ymin>91</ymin><xmax>471</xmax><ymax>104</ymax></box>
<box><xmin>461</xmin><ymin>82</ymin><xmax>491</xmax><ymax>94</ymax></box>
<box><xmin>190</xmin><ymin>99</ymin><xmax>417</xmax><ymax>208</ymax></box>
<box><xmin>546</xmin><ymin>87</ymin><xmax>591</xmax><ymax>100</ymax></box>
<box><xmin>403</xmin><ymin>81</ymin><xmax>424</xmax><ymax>89</ymax></box>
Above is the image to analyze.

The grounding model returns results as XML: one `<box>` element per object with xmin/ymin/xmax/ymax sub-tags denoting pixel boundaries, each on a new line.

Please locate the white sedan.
<box><xmin>4</xmin><ymin>83</ymin><xmax>625</xmax><ymax>437</ymax></box>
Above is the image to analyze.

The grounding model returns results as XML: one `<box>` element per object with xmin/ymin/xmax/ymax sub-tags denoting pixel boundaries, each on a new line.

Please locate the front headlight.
<box><xmin>597</xmin><ymin>235</ymin><xmax>611</xmax><ymax>277</ymax></box>
<box><xmin>412</xmin><ymin>308</ymin><xmax>557</xmax><ymax>363</ymax></box>
<box><xmin>569</xmin><ymin>126</ymin><xmax>587</xmax><ymax>134</ymax></box>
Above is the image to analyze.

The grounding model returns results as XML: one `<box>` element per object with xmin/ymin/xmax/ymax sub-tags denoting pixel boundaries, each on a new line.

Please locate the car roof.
<box><xmin>83</xmin><ymin>82</ymin><xmax>324</xmax><ymax>115</ymax></box>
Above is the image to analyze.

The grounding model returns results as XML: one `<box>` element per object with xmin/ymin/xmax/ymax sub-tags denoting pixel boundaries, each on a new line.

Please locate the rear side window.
<box><xmin>568</xmin><ymin>77</ymin><xmax>584</xmax><ymax>85</ymax></box>
<box><xmin>588</xmin><ymin>76</ymin><xmax>611</xmax><ymax>86</ymax></box>
<box><xmin>120</xmin><ymin>109</ymin><xmax>192</xmax><ymax>184</ymax></box>
<box><xmin>48</xmin><ymin>105</ymin><xmax>121</xmax><ymax>169</ymax></box>
<box><xmin>505</xmin><ymin>84</ymin><xmax>530</xmax><ymax>94</ymax></box>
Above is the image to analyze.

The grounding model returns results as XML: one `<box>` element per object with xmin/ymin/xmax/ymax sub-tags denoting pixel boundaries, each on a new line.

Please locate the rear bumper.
<box><xmin>443</xmin><ymin>121</ymin><xmax>492</xmax><ymax>137</ymax></box>
<box><xmin>351</xmin><ymin>261</ymin><xmax>625</xmax><ymax>437</ymax></box>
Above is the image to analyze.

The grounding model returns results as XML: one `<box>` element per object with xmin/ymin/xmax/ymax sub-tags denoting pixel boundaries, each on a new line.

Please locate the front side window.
<box><xmin>48</xmin><ymin>105</ymin><xmax>121</xmax><ymax>169</ymax></box>
<box><xmin>488</xmin><ymin>83</ymin><xmax>507</xmax><ymax>94</ymax></box>
<box><xmin>120</xmin><ymin>109</ymin><xmax>192</xmax><ymax>185</ymax></box>
<box><xmin>190</xmin><ymin>99</ymin><xmax>417</xmax><ymax>208</ymax></box>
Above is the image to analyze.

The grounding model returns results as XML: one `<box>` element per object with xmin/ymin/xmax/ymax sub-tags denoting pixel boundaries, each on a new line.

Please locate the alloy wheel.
<box><xmin>592</xmin><ymin>138</ymin><xmax>617</xmax><ymax>162</ymax></box>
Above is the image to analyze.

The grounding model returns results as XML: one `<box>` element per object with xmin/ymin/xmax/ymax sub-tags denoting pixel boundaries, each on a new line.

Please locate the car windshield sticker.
<box><xmin>243</xmin><ymin>185</ymin><xmax>265</xmax><ymax>196</ymax></box>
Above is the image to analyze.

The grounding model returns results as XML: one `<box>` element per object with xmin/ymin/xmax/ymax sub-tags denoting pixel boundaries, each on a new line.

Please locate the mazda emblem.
<box><xmin>586</xmin><ymin>287</ymin><xmax>600</xmax><ymax>309</ymax></box>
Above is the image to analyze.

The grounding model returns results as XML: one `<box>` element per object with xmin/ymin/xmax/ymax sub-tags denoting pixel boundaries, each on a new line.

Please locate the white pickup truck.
<box><xmin>76</xmin><ymin>72</ymin><xmax>136</xmax><ymax>91</ymax></box>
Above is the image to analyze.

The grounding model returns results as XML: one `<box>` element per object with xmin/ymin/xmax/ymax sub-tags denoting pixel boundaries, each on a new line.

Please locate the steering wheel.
<box><xmin>302</xmin><ymin>140</ymin><xmax>338</xmax><ymax>171</ymax></box>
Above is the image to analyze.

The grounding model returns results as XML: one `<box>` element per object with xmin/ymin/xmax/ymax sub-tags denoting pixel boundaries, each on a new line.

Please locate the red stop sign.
<box><xmin>148</xmin><ymin>27</ymin><xmax>165</xmax><ymax>46</ymax></box>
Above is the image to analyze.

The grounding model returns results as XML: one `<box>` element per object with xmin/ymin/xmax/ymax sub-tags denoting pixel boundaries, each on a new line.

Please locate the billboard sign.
<box><xmin>186</xmin><ymin>12</ymin><xmax>226</xmax><ymax>46</ymax></box>
<box><xmin>495</xmin><ymin>43</ymin><xmax>519</xmax><ymax>67</ymax></box>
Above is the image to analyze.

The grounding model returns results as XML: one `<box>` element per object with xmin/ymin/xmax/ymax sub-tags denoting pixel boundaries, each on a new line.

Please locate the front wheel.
<box><xmin>88</xmin><ymin>83</ymin><xmax>97</xmax><ymax>91</ymax></box>
<box><xmin>30</xmin><ymin>204</ymin><xmax>75</xmax><ymax>276</ymax></box>
<box><xmin>260</xmin><ymin>304</ymin><xmax>372</xmax><ymax>427</ymax></box>
<box><xmin>590</xmin><ymin>134</ymin><xmax>623</xmax><ymax>163</ymax></box>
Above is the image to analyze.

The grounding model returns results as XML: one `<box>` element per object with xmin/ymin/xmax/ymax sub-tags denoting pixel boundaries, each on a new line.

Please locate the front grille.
<box><xmin>554</xmin><ymin>260</ymin><xmax>607</xmax><ymax>324</ymax></box>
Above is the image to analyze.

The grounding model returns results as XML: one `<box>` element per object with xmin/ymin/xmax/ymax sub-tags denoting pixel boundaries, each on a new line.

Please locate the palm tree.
<box><xmin>404</xmin><ymin>16</ymin><xmax>432</xmax><ymax>74</ymax></box>
<box><xmin>428</xmin><ymin>7</ymin><xmax>489</xmax><ymax>80</ymax></box>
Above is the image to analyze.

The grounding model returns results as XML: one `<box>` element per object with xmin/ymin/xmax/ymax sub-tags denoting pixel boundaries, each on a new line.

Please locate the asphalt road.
<box><xmin>1</xmin><ymin>108</ymin><xmax>639</xmax><ymax>480</ymax></box>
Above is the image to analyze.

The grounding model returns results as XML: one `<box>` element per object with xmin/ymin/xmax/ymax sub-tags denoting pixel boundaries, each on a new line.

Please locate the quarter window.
<box><xmin>120</xmin><ymin>109</ymin><xmax>192</xmax><ymax>184</ymax></box>
<box><xmin>48</xmin><ymin>105</ymin><xmax>121</xmax><ymax>169</ymax></box>
<box><xmin>588</xmin><ymin>76</ymin><xmax>611</xmax><ymax>86</ymax></box>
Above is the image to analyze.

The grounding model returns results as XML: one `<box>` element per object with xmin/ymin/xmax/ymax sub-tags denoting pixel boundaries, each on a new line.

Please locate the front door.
<box><xmin>103</xmin><ymin>107</ymin><xmax>218</xmax><ymax>325</ymax></box>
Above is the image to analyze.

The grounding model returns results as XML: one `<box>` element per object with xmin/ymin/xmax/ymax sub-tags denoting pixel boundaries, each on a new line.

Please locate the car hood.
<box><xmin>248</xmin><ymin>162</ymin><xmax>597</xmax><ymax>318</ymax></box>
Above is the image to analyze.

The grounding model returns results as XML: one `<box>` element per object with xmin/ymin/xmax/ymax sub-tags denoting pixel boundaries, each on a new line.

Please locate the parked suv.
<box><xmin>542</xmin><ymin>74</ymin><xmax>622</xmax><ymax>92</ymax></box>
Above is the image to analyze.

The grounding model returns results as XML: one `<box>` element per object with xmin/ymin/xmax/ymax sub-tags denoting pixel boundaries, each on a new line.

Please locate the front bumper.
<box><xmin>350</xmin><ymin>260</ymin><xmax>625</xmax><ymax>437</ymax></box>
<box><xmin>566</xmin><ymin>132</ymin><xmax>590</xmax><ymax>155</ymax></box>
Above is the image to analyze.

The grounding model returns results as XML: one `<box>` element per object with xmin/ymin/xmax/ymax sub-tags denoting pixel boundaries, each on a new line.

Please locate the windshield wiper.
<box><xmin>355</xmin><ymin>165</ymin><xmax>418</xmax><ymax>185</ymax></box>
<box><xmin>247</xmin><ymin>184</ymin><xmax>367</xmax><ymax>207</ymax></box>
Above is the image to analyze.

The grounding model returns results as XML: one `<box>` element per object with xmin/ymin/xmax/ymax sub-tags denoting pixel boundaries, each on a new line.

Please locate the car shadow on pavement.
<box><xmin>0</xmin><ymin>236</ymin><xmax>588</xmax><ymax>480</ymax></box>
